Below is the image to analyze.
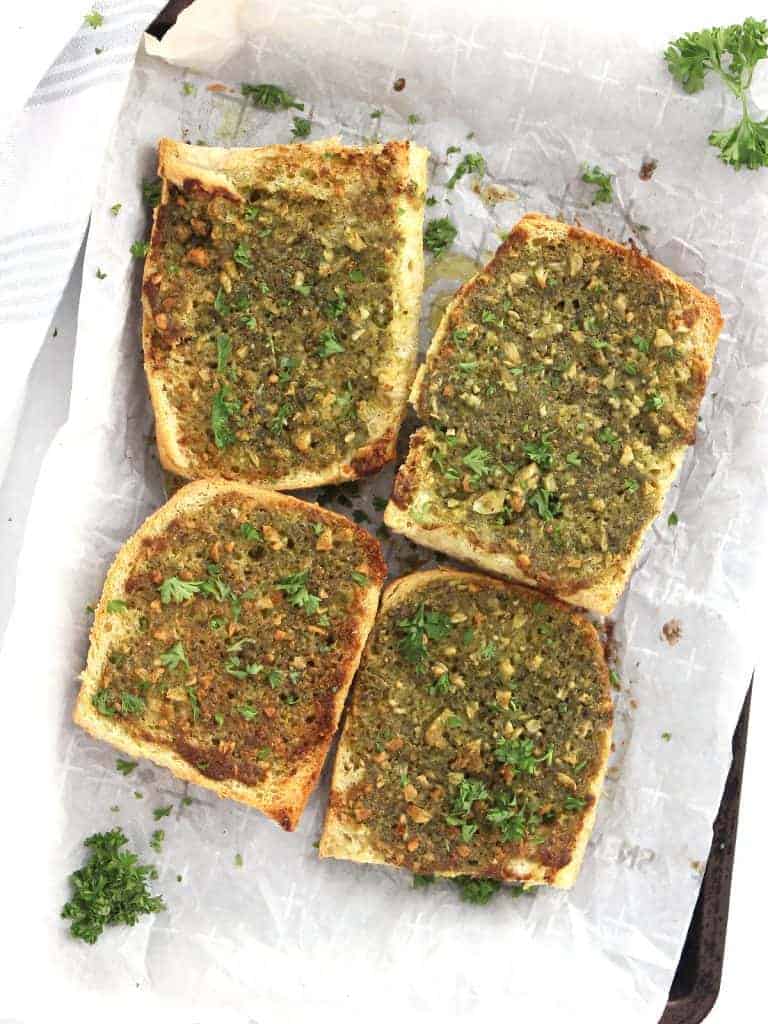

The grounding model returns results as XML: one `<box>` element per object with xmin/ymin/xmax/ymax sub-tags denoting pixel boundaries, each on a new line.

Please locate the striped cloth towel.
<box><xmin>0</xmin><ymin>0</ymin><xmax>165</xmax><ymax>481</ymax></box>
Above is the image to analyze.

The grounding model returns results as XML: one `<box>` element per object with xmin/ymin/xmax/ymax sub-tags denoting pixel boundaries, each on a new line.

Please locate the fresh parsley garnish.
<box><xmin>150</xmin><ymin>830</ymin><xmax>164</xmax><ymax>853</ymax></box>
<box><xmin>665</xmin><ymin>18</ymin><xmax>768</xmax><ymax>169</ymax></box>
<box><xmin>153</xmin><ymin>805</ymin><xmax>173</xmax><ymax>821</ymax></box>
<box><xmin>276</xmin><ymin>570</ymin><xmax>320</xmax><ymax>615</ymax></box>
<box><xmin>159</xmin><ymin>641</ymin><xmax>188</xmax><ymax>671</ymax></box>
<box><xmin>350</xmin><ymin>571</ymin><xmax>369</xmax><ymax>587</ymax></box>
<box><xmin>241</xmin><ymin>83</ymin><xmax>303</xmax><ymax>110</ymax></box>
<box><xmin>462</xmin><ymin>446</ymin><xmax>494</xmax><ymax>480</ymax></box>
<box><xmin>447</xmin><ymin>151</ymin><xmax>485</xmax><ymax>188</ymax></box>
<box><xmin>120</xmin><ymin>692</ymin><xmax>145</xmax><ymax>716</ymax></box>
<box><xmin>326</xmin><ymin>289</ymin><xmax>348</xmax><ymax>319</ymax></box>
<box><xmin>452</xmin><ymin>876</ymin><xmax>501</xmax><ymax>905</ymax></box>
<box><xmin>494</xmin><ymin>738</ymin><xmax>552</xmax><ymax>774</ymax></box>
<box><xmin>397</xmin><ymin>603</ymin><xmax>452</xmax><ymax>666</ymax></box>
<box><xmin>159</xmin><ymin>577</ymin><xmax>202</xmax><ymax>604</ymax></box>
<box><xmin>95</xmin><ymin>268</ymin><xmax>107</xmax><ymax>280</ymax></box>
<box><xmin>141</xmin><ymin>178</ymin><xmax>161</xmax><ymax>207</ymax></box>
<box><xmin>110</xmin><ymin>202</ymin><xmax>121</xmax><ymax>215</ymax></box>
<box><xmin>424</xmin><ymin>217</ymin><xmax>458</xmax><ymax>256</ymax></box>
<box><xmin>597</xmin><ymin>426</ymin><xmax>619</xmax><ymax>448</ymax></box>
<box><xmin>130</xmin><ymin>240</ymin><xmax>149</xmax><ymax>259</ymax></box>
<box><xmin>237</xmin><ymin>705</ymin><xmax>259</xmax><ymax>721</ymax></box>
<box><xmin>668</xmin><ymin>512</ymin><xmax>679</xmax><ymax>527</ymax></box>
<box><xmin>115</xmin><ymin>759</ymin><xmax>137</xmax><ymax>776</ymax></box>
<box><xmin>106</xmin><ymin>600</ymin><xmax>127</xmax><ymax>613</ymax></box>
<box><xmin>527</xmin><ymin>488</ymin><xmax>562</xmax><ymax>522</ymax></box>
<box><xmin>522</xmin><ymin>435</ymin><xmax>553</xmax><ymax>469</ymax></box>
<box><xmin>317</xmin><ymin>328</ymin><xmax>344</xmax><ymax>358</ymax></box>
<box><xmin>270</xmin><ymin>402</ymin><xmax>293</xmax><ymax>434</ymax></box>
<box><xmin>61</xmin><ymin>828</ymin><xmax>164</xmax><ymax>944</ymax></box>
<box><xmin>84</xmin><ymin>11</ymin><xmax>104</xmax><ymax>29</ymax></box>
<box><xmin>581</xmin><ymin>163</ymin><xmax>613</xmax><ymax>203</ymax></box>
<box><xmin>92</xmin><ymin>688</ymin><xmax>116</xmax><ymax>716</ymax></box>
<box><xmin>216</xmin><ymin>333</ymin><xmax>231</xmax><ymax>373</ymax></box>
<box><xmin>564</xmin><ymin>795</ymin><xmax>586</xmax><ymax>812</ymax></box>
<box><xmin>446</xmin><ymin>778</ymin><xmax>489</xmax><ymax>824</ymax></box>
<box><xmin>291</xmin><ymin>116</ymin><xmax>311</xmax><ymax>138</ymax></box>
<box><xmin>211</xmin><ymin>385</ymin><xmax>240</xmax><ymax>448</ymax></box>
<box><xmin>233</xmin><ymin>243</ymin><xmax>252</xmax><ymax>268</ymax></box>
<box><xmin>412</xmin><ymin>873</ymin><xmax>435</xmax><ymax>888</ymax></box>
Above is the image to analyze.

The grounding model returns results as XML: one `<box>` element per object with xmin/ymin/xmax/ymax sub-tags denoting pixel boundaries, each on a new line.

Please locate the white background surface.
<box><xmin>1</xmin><ymin>1</ymin><xmax>766</xmax><ymax>1021</ymax></box>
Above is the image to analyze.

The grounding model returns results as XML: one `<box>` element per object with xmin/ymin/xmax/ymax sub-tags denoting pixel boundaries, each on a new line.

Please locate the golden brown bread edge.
<box><xmin>74</xmin><ymin>478</ymin><xmax>387</xmax><ymax>830</ymax></box>
<box><xmin>320</xmin><ymin>567</ymin><xmax>613</xmax><ymax>889</ymax></box>
<box><xmin>142</xmin><ymin>137</ymin><xmax>429</xmax><ymax>490</ymax></box>
<box><xmin>384</xmin><ymin>213</ymin><xmax>724</xmax><ymax>615</ymax></box>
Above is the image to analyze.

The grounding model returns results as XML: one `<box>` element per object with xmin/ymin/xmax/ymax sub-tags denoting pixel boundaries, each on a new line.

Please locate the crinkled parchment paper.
<box><xmin>2</xmin><ymin>2</ymin><xmax>767</xmax><ymax>1022</ymax></box>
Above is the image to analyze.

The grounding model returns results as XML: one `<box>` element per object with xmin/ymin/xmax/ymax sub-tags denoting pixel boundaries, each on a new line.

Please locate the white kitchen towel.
<box><xmin>0</xmin><ymin>0</ymin><xmax>165</xmax><ymax>482</ymax></box>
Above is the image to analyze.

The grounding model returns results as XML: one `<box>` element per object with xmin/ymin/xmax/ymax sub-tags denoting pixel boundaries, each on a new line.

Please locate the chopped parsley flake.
<box><xmin>241</xmin><ymin>83</ymin><xmax>303</xmax><ymax>110</ymax></box>
<box><xmin>452</xmin><ymin>876</ymin><xmax>501</xmax><ymax>904</ymax></box>
<box><xmin>141</xmin><ymin>178</ymin><xmax>161</xmax><ymax>208</ymax></box>
<box><xmin>61</xmin><ymin>828</ymin><xmax>164</xmax><ymax>944</ymax></box>
<box><xmin>581</xmin><ymin>163</ymin><xmax>614</xmax><ymax>203</ymax></box>
<box><xmin>276</xmin><ymin>570</ymin><xmax>320</xmax><ymax>615</ymax></box>
<box><xmin>397</xmin><ymin>603</ymin><xmax>452</xmax><ymax>666</ymax></box>
<box><xmin>424</xmin><ymin>217</ymin><xmax>458</xmax><ymax>256</ymax></box>
<box><xmin>447</xmin><ymin>152</ymin><xmax>485</xmax><ymax>188</ymax></box>
<box><xmin>291</xmin><ymin>116</ymin><xmax>312</xmax><ymax>138</ymax></box>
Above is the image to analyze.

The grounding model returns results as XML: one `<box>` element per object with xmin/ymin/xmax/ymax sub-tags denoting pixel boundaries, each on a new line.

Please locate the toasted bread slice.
<box><xmin>320</xmin><ymin>568</ymin><xmax>612</xmax><ymax>889</ymax></box>
<box><xmin>75</xmin><ymin>479</ymin><xmax>386</xmax><ymax>830</ymax></box>
<box><xmin>385</xmin><ymin>214</ymin><xmax>722</xmax><ymax>614</ymax></box>
<box><xmin>142</xmin><ymin>137</ymin><xmax>428</xmax><ymax>489</ymax></box>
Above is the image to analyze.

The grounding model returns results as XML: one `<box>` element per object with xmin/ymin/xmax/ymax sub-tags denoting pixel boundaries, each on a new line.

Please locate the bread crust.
<box><xmin>142</xmin><ymin>137</ymin><xmax>429</xmax><ymax>490</ymax></box>
<box><xmin>320</xmin><ymin>567</ymin><xmax>612</xmax><ymax>889</ymax></box>
<box><xmin>74</xmin><ymin>479</ymin><xmax>387</xmax><ymax>830</ymax></box>
<box><xmin>385</xmin><ymin>213</ymin><xmax>723</xmax><ymax>615</ymax></box>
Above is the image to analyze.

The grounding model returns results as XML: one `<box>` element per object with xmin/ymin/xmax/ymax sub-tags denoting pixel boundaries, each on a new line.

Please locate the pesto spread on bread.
<box><xmin>89</xmin><ymin>494</ymin><xmax>384</xmax><ymax>789</ymax></box>
<box><xmin>328</xmin><ymin>575</ymin><xmax>612</xmax><ymax>880</ymax></box>
<box><xmin>144</xmin><ymin>140</ymin><xmax>425</xmax><ymax>484</ymax></box>
<box><xmin>395</xmin><ymin>219</ymin><xmax>718</xmax><ymax>598</ymax></box>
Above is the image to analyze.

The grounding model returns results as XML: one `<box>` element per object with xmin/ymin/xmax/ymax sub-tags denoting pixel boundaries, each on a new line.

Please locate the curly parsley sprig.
<box><xmin>665</xmin><ymin>17</ymin><xmax>768</xmax><ymax>170</ymax></box>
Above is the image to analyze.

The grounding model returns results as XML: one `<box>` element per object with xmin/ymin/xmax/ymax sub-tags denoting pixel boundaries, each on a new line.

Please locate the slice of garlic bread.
<box><xmin>142</xmin><ymin>137</ymin><xmax>428</xmax><ymax>489</ymax></box>
<box><xmin>75</xmin><ymin>479</ymin><xmax>386</xmax><ymax>830</ymax></box>
<box><xmin>320</xmin><ymin>568</ymin><xmax>612</xmax><ymax>889</ymax></box>
<box><xmin>385</xmin><ymin>213</ymin><xmax>722</xmax><ymax>614</ymax></box>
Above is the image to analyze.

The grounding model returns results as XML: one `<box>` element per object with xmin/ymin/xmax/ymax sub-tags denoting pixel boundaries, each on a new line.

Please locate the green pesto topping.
<box><xmin>145</xmin><ymin>148</ymin><xmax>415</xmax><ymax>481</ymax></box>
<box><xmin>89</xmin><ymin>495</ymin><xmax>379</xmax><ymax>786</ymax></box>
<box><xmin>414</xmin><ymin>231</ymin><xmax>704</xmax><ymax>588</ymax></box>
<box><xmin>335</xmin><ymin>578</ymin><xmax>611</xmax><ymax>879</ymax></box>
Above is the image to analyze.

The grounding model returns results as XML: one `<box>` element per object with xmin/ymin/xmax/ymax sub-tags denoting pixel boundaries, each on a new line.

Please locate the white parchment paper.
<box><xmin>2</xmin><ymin>2</ymin><xmax>767</xmax><ymax>1022</ymax></box>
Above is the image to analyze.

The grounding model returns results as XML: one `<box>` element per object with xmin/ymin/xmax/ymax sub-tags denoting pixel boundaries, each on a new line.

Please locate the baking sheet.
<box><xmin>2</xmin><ymin>1</ymin><xmax>768</xmax><ymax>1021</ymax></box>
